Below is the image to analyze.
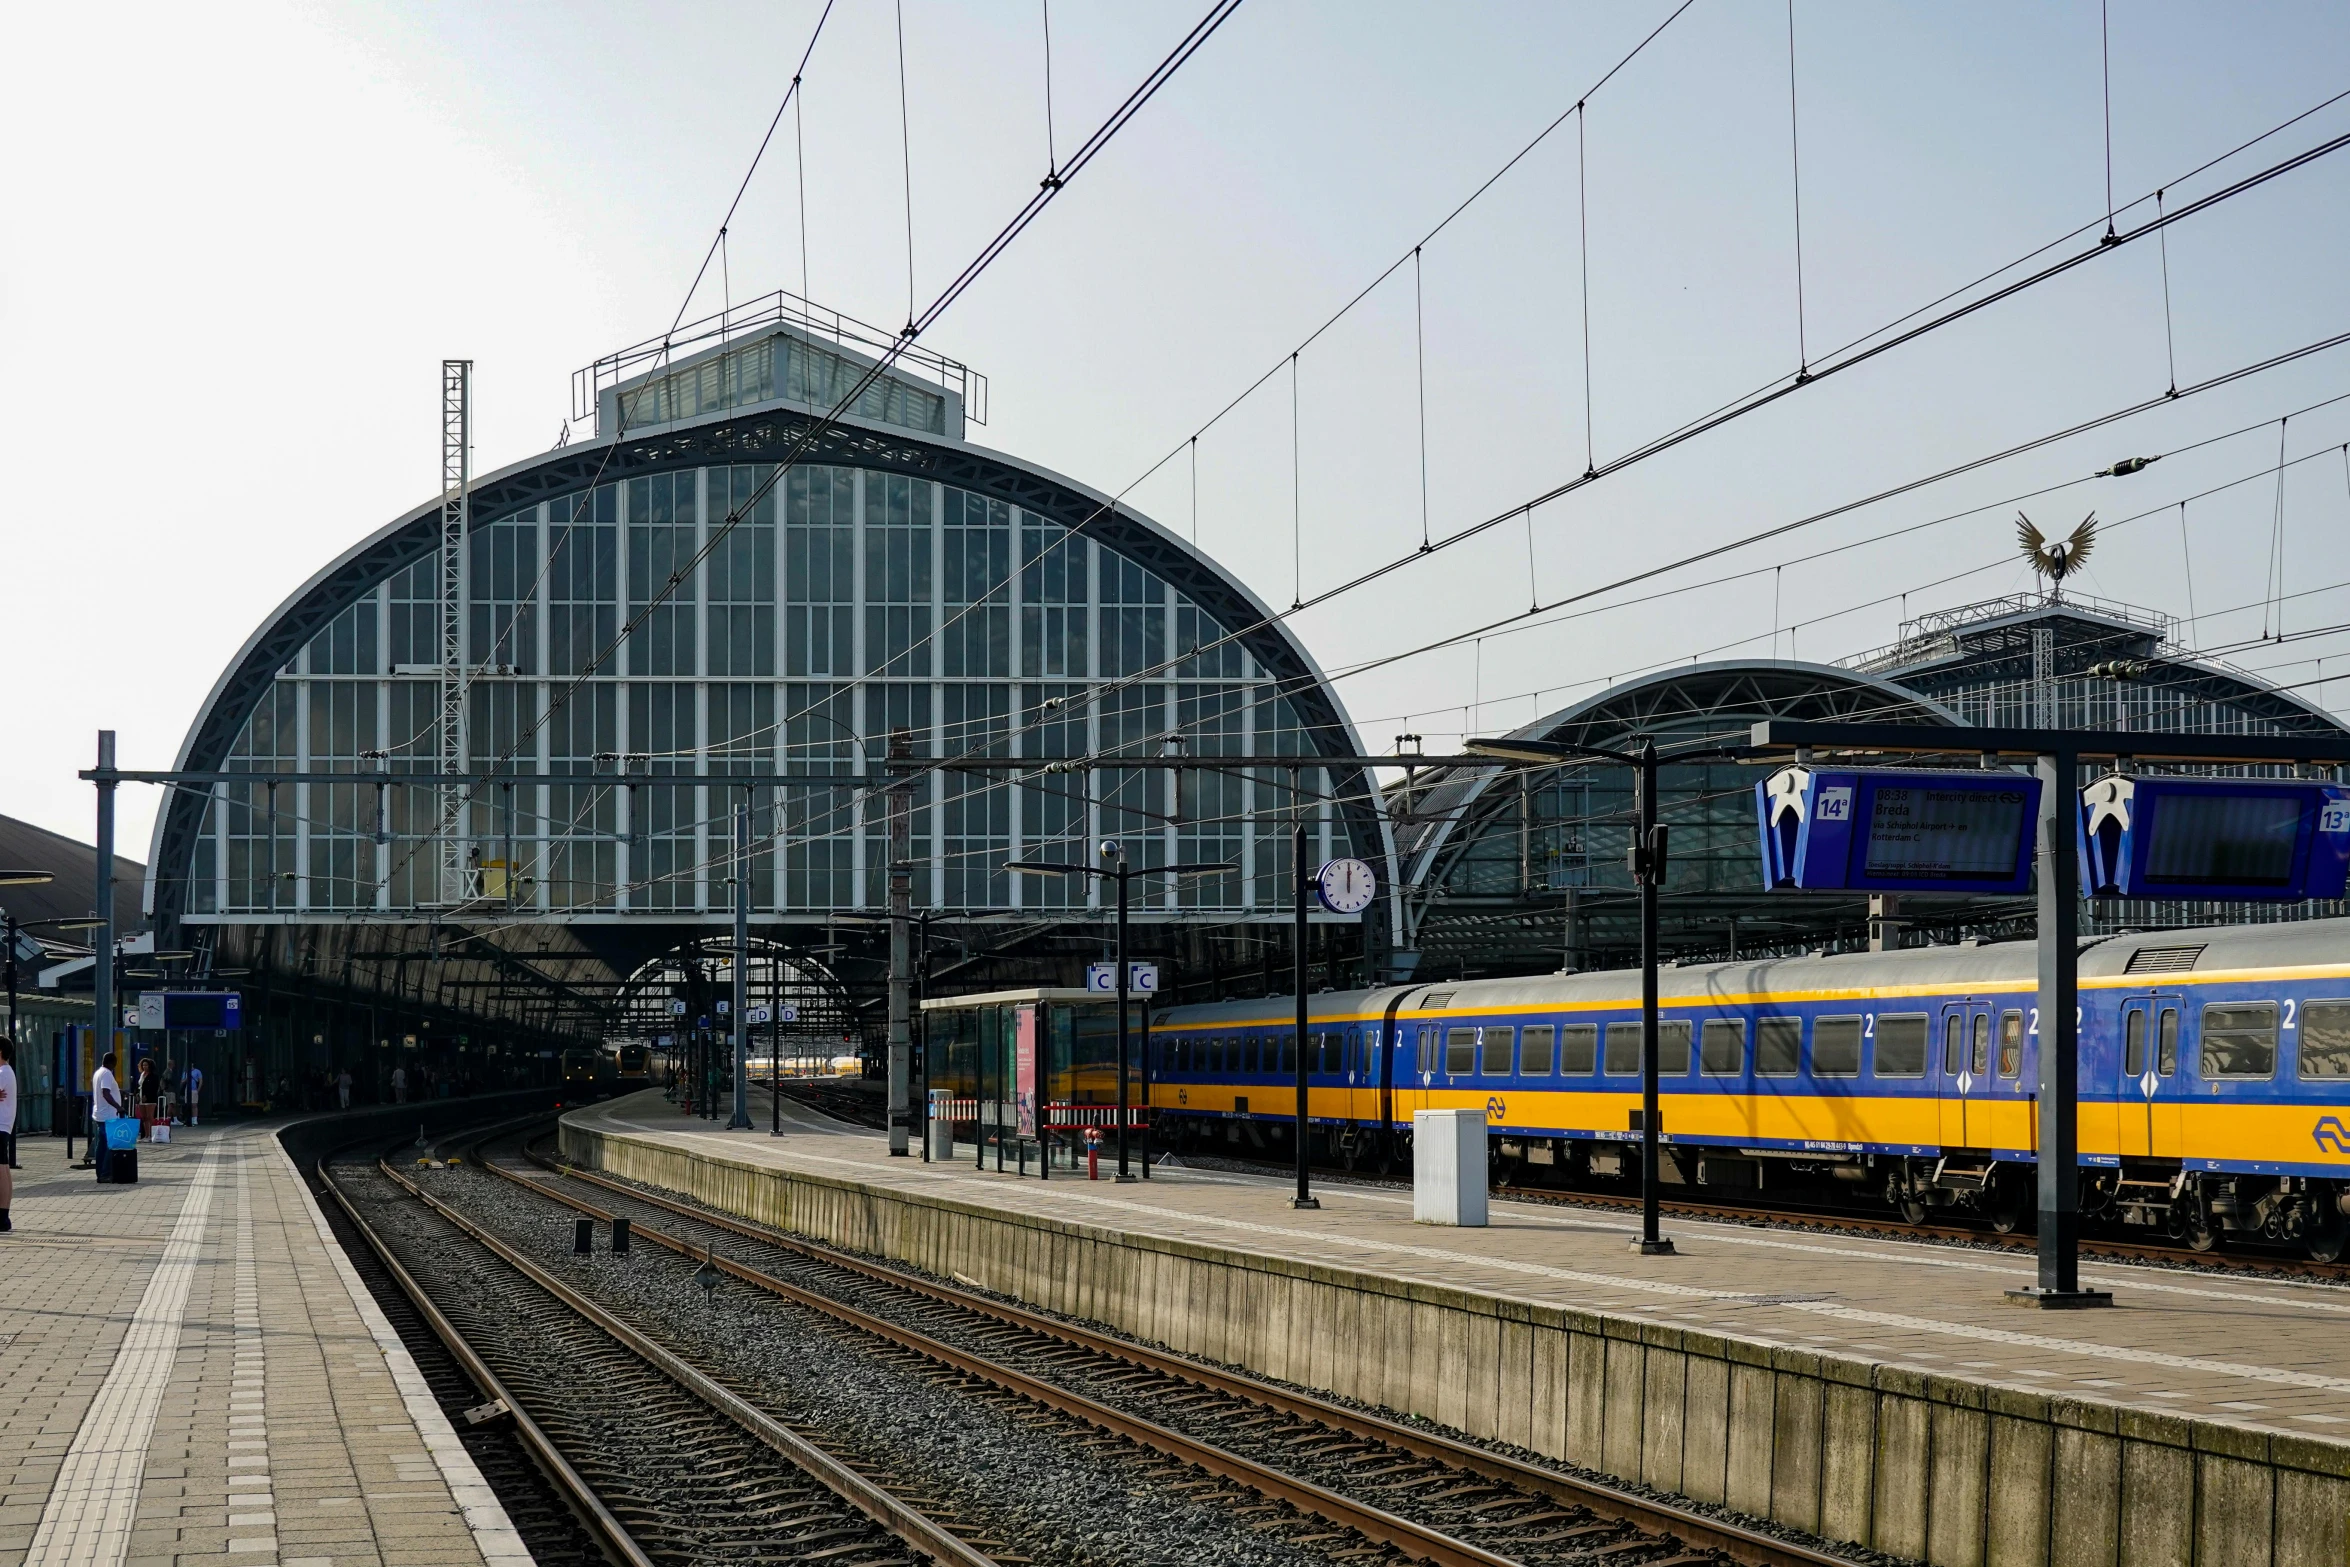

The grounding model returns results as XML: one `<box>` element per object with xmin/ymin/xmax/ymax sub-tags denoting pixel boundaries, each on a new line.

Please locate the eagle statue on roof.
<box><xmin>2017</xmin><ymin>512</ymin><xmax>2096</xmax><ymax>601</ymax></box>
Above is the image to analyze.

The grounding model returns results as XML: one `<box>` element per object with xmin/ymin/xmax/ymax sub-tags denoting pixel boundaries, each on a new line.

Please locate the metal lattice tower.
<box><xmin>436</xmin><ymin>360</ymin><xmax>473</xmax><ymax>905</ymax></box>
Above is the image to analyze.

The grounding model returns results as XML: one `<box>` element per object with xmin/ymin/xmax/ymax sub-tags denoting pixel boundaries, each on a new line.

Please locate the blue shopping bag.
<box><xmin>105</xmin><ymin>1118</ymin><xmax>139</xmax><ymax>1151</ymax></box>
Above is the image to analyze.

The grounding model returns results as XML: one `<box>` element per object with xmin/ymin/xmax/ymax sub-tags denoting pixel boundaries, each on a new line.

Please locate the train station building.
<box><xmin>144</xmin><ymin>301</ymin><xmax>1389</xmax><ymax>1094</ymax></box>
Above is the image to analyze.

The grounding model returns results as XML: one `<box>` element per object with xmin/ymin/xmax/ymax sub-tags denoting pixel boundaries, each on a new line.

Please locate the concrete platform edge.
<box><xmin>563</xmin><ymin>1118</ymin><xmax>2350</xmax><ymax>1567</ymax></box>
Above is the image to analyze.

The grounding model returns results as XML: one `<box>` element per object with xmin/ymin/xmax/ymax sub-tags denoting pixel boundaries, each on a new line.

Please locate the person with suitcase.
<box><xmin>91</xmin><ymin>1053</ymin><xmax>124</xmax><ymax>1183</ymax></box>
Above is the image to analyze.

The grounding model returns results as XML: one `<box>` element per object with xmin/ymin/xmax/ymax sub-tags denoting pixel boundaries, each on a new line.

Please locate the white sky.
<box><xmin>6</xmin><ymin>1</ymin><xmax>2350</xmax><ymax>861</ymax></box>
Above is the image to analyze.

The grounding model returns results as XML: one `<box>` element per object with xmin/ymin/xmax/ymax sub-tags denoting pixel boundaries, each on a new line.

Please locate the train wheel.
<box><xmin>2309</xmin><ymin>1227</ymin><xmax>2347</xmax><ymax>1265</ymax></box>
<box><xmin>1990</xmin><ymin>1204</ymin><xmax>2024</xmax><ymax>1235</ymax></box>
<box><xmin>1899</xmin><ymin>1198</ymin><xmax>1929</xmax><ymax>1226</ymax></box>
<box><xmin>2186</xmin><ymin>1223</ymin><xmax>2221</xmax><ymax>1253</ymax></box>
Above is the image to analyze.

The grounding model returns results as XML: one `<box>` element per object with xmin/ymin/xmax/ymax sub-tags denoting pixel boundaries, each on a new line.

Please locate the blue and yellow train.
<box><xmin>1147</xmin><ymin>916</ymin><xmax>2350</xmax><ymax>1259</ymax></box>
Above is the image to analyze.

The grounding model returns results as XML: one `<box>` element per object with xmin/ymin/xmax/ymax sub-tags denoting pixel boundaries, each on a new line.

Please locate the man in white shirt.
<box><xmin>0</xmin><ymin>1039</ymin><xmax>16</xmax><ymax>1230</ymax></box>
<box><xmin>91</xmin><ymin>1053</ymin><xmax>123</xmax><ymax>1181</ymax></box>
<box><xmin>391</xmin><ymin>1064</ymin><xmax>407</xmax><ymax>1104</ymax></box>
<box><xmin>336</xmin><ymin>1067</ymin><xmax>352</xmax><ymax>1110</ymax></box>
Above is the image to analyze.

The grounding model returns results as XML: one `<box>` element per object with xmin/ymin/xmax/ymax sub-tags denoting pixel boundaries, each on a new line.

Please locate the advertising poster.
<box><xmin>1015</xmin><ymin>1005</ymin><xmax>1039</xmax><ymax>1139</ymax></box>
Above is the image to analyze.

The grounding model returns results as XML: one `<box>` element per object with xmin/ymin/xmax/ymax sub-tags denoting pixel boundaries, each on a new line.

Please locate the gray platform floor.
<box><xmin>0</xmin><ymin>1121</ymin><xmax>525</xmax><ymax>1567</ymax></box>
<box><xmin>585</xmin><ymin>1088</ymin><xmax>2350</xmax><ymax>1442</ymax></box>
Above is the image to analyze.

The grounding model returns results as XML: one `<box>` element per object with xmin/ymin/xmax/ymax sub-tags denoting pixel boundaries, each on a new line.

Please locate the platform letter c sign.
<box><xmin>2314</xmin><ymin>1115</ymin><xmax>2350</xmax><ymax>1155</ymax></box>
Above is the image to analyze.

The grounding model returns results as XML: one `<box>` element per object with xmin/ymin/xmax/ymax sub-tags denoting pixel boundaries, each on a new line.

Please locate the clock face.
<box><xmin>1315</xmin><ymin>857</ymin><xmax>1378</xmax><ymax>914</ymax></box>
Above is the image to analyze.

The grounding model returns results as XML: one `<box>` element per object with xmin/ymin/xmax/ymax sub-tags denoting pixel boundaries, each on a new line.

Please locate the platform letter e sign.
<box><xmin>2314</xmin><ymin>1115</ymin><xmax>2350</xmax><ymax>1155</ymax></box>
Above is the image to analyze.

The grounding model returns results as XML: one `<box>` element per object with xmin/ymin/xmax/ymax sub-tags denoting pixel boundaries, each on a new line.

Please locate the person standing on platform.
<box><xmin>0</xmin><ymin>1040</ymin><xmax>17</xmax><ymax>1230</ymax></box>
<box><xmin>185</xmin><ymin>1062</ymin><xmax>201</xmax><ymax>1125</ymax></box>
<box><xmin>91</xmin><ymin>1053</ymin><xmax>123</xmax><ymax>1182</ymax></box>
<box><xmin>391</xmin><ymin>1063</ymin><xmax>407</xmax><ymax>1104</ymax></box>
<box><xmin>336</xmin><ymin>1067</ymin><xmax>352</xmax><ymax>1110</ymax></box>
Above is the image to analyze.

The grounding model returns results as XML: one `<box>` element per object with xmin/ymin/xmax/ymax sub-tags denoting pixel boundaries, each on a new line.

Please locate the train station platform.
<box><xmin>0</xmin><ymin>1115</ymin><xmax>530</xmax><ymax>1567</ymax></box>
<box><xmin>567</xmin><ymin>1087</ymin><xmax>2350</xmax><ymax>1567</ymax></box>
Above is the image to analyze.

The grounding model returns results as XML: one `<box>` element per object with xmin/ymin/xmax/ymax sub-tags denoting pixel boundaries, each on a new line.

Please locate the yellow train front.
<box><xmin>1147</xmin><ymin>916</ymin><xmax>2350</xmax><ymax>1259</ymax></box>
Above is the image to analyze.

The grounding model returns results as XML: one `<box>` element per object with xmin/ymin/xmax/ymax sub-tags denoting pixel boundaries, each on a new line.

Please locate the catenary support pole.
<box><xmin>2010</xmin><ymin>747</ymin><xmax>2111</xmax><ymax>1306</ymax></box>
<box><xmin>1111</xmin><ymin>844</ymin><xmax>1135</xmax><ymax>1181</ymax></box>
<box><xmin>728</xmin><ymin>799</ymin><xmax>751</xmax><ymax>1129</ymax></box>
<box><xmin>1292</xmin><ymin>772</ymin><xmax>1318</xmax><ymax>1210</ymax></box>
<box><xmin>1634</xmin><ymin>739</ymin><xmax>1672</xmax><ymax>1255</ymax></box>
<box><xmin>94</xmin><ymin>732</ymin><xmax>116</xmax><ymax>1108</ymax></box>
<box><xmin>886</xmin><ymin>734</ymin><xmax>912</xmax><ymax>1156</ymax></box>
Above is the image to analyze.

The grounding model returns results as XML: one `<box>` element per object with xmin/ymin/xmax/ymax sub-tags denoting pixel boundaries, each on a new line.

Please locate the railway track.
<box><xmin>303</xmin><ymin>1136</ymin><xmax>624</xmax><ymax>1566</ymax></box>
<box><xmin>320</xmin><ymin>1137</ymin><xmax>1002</xmax><ymax>1567</ymax></box>
<box><xmin>498</xmin><ymin>1122</ymin><xmax>1860</xmax><ymax>1567</ymax></box>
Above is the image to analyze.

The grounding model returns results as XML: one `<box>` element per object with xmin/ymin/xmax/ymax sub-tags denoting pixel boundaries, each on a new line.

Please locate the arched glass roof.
<box><xmin>154</xmin><ymin>399</ymin><xmax>1380</xmax><ymax>941</ymax></box>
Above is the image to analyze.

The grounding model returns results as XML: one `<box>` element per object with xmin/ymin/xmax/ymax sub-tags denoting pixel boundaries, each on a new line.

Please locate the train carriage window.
<box><xmin>2124</xmin><ymin>1010</ymin><xmax>2147</xmax><ymax>1077</ymax></box>
<box><xmin>1875</xmin><ymin>1014</ymin><xmax>1929</xmax><ymax>1077</ymax></box>
<box><xmin>1756</xmin><ymin>1018</ymin><xmax>1803</xmax><ymax>1077</ymax></box>
<box><xmin>1445</xmin><ymin>1027</ymin><xmax>1478</xmax><ymax>1076</ymax></box>
<box><xmin>1559</xmin><ymin>1023</ymin><xmax>1598</xmax><ymax>1075</ymax></box>
<box><xmin>1700</xmin><ymin>1019</ymin><xmax>1745</xmax><ymax>1076</ymax></box>
<box><xmin>1521</xmin><ymin>1025</ymin><xmax>1556</xmax><ymax>1076</ymax></box>
<box><xmin>1279</xmin><ymin>1033</ymin><xmax>1297</xmax><ymax>1074</ymax></box>
<box><xmin>1481</xmin><ymin>1028</ymin><xmax>1514</xmax><ymax>1076</ymax></box>
<box><xmin>1610</xmin><ymin>1021</ymin><xmax>1692</xmax><ymax>1075</ymax></box>
<box><xmin>1999</xmin><ymin>1011</ymin><xmax>2024</xmax><ymax>1078</ymax></box>
<box><xmin>2297</xmin><ymin>1001</ymin><xmax>2350</xmax><ymax>1079</ymax></box>
<box><xmin>2200</xmin><ymin>1002</ymin><xmax>2278</xmax><ymax>1079</ymax></box>
<box><xmin>1319</xmin><ymin>1032</ymin><xmax>1344</xmax><ymax>1074</ymax></box>
<box><xmin>1419</xmin><ymin>1027</ymin><xmax>1437</xmax><ymax>1075</ymax></box>
<box><xmin>1942</xmin><ymin>1015</ymin><xmax>1965</xmax><ymax>1076</ymax></box>
<box><xmin>1813</xmin><ymin>1016</ymin><xmax>1863</xmax><ymax>1077</ymax></box>
<box><xmin>2157</xmin><ymin>1009</ymin><xmax>2178</xmax><ymax>1076</ymax></box>
<box><xmin>1971</xmin><ymin>1014</ymin><xmax>1991</xmax><ymax>1076</ymax></box>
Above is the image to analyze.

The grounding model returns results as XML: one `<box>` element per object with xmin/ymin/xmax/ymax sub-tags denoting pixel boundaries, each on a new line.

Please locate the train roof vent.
<box><xmin>1421</xmin><ymin>991</ymin><xmax>1455</xmax><ymax>1009</ymax></box>
<box><xmin>2125</xmin><ymin>944</ymin><xmax>2206</xmax><ymax>974</ymax></box>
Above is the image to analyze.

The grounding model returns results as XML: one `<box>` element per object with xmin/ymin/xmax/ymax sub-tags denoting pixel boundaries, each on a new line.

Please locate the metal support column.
<box><xmin>1110</xmin><ymin>844</ymin><xmax>1135</xmax><ymax>1181</ymax></box>
<box><xmin>2009</xmin><ymin>746</ymin><xmax>2111</xmax><ymax>1306</ymax></box>
<box><xmin>886</xmin><ymin>734</ymin><xmax>912</xmax><ymax>1156</ymax></box>
<box><xmin>94</xmin><ymin>732</ymin><xmax>117</xmax><ymax>1094</ymax></box>
<box><xmin>1634</xmin><ymin>739</ymin><xmax>1672</xmax><ymax>1256</ymax></box>
<box><xmin>728</xmin><ymin>799</ymin><xmax>752</xmax><ymax>1129</ymax></box>
<box><xmin>1291</xmin><ymin>771</ymin><xmax>1317</xmax><ymax>1209</ymax></box>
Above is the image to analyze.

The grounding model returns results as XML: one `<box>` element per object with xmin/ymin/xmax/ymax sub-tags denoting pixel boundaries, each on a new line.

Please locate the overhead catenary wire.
<box><xmin>418</xmin><ymin>23</ymin><xmax>2350</xmax><ymax>845</ymax></box>
<box><xmin>1785</xmin><ymin>0</ymin><xmax>1809</xmax><ymax>377</ymax></box>
<box><xmin>896</xmin><ymin>0</ymin><xmax>917</xmax><ymax>328</ymax></box>
<box><xmin>874</xmin><ymin>33</ymin><xmax>2350</xmax><ymax>803</ymax></box>
<box><xmin>1312</xmin><ymin>330</ymin><xmax>2350</xmax><ymax>687</ymax></box>
<box><xmin>2101</xmin><ymin>0</ymin><xmax>2118</xmax><ymax>243</ymax></box>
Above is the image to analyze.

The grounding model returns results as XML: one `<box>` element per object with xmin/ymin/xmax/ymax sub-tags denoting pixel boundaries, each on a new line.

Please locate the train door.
<box><xmin>2117</xmin><ymin>997</ymin><xmax>2185</xmax><ymax>1159</ymax></box>
<box><xmin>1936</xmin><ymin>1003</ymin><xmax>1995</xmax><ymax>1147</ymax></box>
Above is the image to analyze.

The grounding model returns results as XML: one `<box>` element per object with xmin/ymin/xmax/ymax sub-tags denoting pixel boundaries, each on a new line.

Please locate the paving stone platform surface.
<box><xmin>580</xmin><ymin>1088</ymin><xmax>2350</xmax><ymax>1443</ymax></box>
<box><xmin>0</xmin><ymin>1120</ymin><xmax>524</xmax><ymax>1567</ymax></box>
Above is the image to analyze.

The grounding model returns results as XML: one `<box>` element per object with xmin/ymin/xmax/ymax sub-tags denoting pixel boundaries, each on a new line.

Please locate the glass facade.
<box><xmin>188</xmin><ymin>464</ymin><xmax>1334</xmax><ymax>920</ymax></box>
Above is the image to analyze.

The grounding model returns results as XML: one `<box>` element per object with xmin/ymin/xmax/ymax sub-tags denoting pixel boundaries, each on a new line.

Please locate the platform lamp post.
<box><xmin>1465</xmin><ymin>735</ymin><xmax>1678</xmax><ymax>1257</ymax></box>
<box><xmin>1006</xmin><ymin>849</ymin><xmax>1234</xmax><ymax>1181</ymax></box>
